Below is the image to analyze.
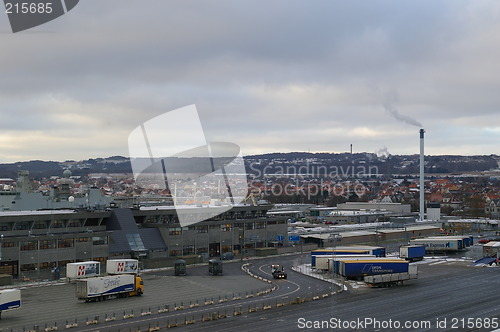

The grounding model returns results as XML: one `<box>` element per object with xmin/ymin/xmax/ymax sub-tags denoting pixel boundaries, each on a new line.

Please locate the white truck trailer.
<box><xmin>364</xmin><ymin>265</ymin><xmax>418</xmax><ymax>287</ymax></box>
<box><xmin>106</xmin><ymin>259</ymin><xmax>139</xmax><ymax>275</ymax></box>
<box><xmin>66</xmin><ymin>261</ymin><xmax>100</xmax><ymax>279</ymax></box>
<box><xmin>0</xmin><ymin>289</ymin><xmax>21</xmax><ymax>319</ymax></box>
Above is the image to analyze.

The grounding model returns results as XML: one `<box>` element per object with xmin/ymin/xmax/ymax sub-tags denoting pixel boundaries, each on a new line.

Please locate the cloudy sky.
<box><xmin>1</xmin><ymin>0</ymin><xmax>500</xmax><ymax>163</ymax></box>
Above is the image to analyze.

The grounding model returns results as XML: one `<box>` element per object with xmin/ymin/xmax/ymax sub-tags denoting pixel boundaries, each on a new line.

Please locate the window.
<box><xmin>169</xmin><ymin>227</ymin><xmax>182</xmax><ymax>236</ymax></box>
<box><xmin>196</xmin><ymin>247</ymin><xmax>208</xmax><ymax>254</ymax></box>
<box><xmin>256</xmin><ymin>222</ymin><xmax>266</xmax><ymax>229</ymax></box>
<box><xmin>33</xmin><ymin>221</ymin><xmax>47</xmax><ymax>229</ymax></box>
<box><xmin>92</xmin><ymin>236</ymin><xmax>107</xmax><ymax>245</ymax></box>
<box><xmin>1</xmin><ymin>241</ymin><xmax>16</xmax><ymax>248</ymax></box>
<box><xmin>39</xmin><ymin>240</ymin><xmax>55</xmax><ymax>249</ymax></box>
<box><xmin>221</xmin><ymin>224</ymin><xmax>232</xmax><ymax>232</ymax></box>
<box><xmin>51</xmin><ymin>220</ymin><xmax>64</xmax><ymax>228</ymax></box>
<box><xmin>67</xmin><ymin>219</ymin><xmax>82</xmax><ymax>227</ymax></box>
<box><xmin>196</xmin><ymin>226</ymin><xmax>208</xmax><ymax>233</ymax></box>
<box><xmin>58</xmin><ymin>239</ymin><xmax>74</xmax><ymax>248</ymax></box>
<box><xmin>183</xmin><ymin>245</ymin><xmax>194</xmax><ymax>255</ymax></box>
<box><xmin>126</xmin><ymin>234</ymin><xmax>145</xmax><ymax>251</ymax></box>
<box><xmin>14</xmin><ymin>221</ymin><xmax>29</xmax><ymax>230</ymax></box>
<box><xmin>20</xmin><ymin>263</ymin><xmax>36</xmax><ymax>272</ymax></box>
<box><xmin>170</xmin><ymin>249</ymin><xmax>181</xmax><ymax>257</ymax></box>
<box><xmin>77</xmin><ymin>237</ymin><xmax>90</xmax><ymax>242</ymax></box>
<box><xmin>20</xmin><ymin>241</ymin><xmax>37</xmax><ymax>251</ymax></box>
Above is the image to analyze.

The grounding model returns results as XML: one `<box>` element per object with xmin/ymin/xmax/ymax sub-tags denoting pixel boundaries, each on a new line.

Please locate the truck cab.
<box><xmin>271</xmin><ymin>264</ymin><xmax>287</xmax><ymax>279</ymax></box>
<box><xmin>129</xmin><ymin>275</ymin><xmax>144</xmax><ymax>296</ymax></box>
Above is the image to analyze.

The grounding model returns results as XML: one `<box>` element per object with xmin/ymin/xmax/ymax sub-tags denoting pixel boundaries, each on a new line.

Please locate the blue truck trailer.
<box><xmin>314</xmin><ymin>254</ymin><xmax>375</xmax><ymax>270</ymax></box>
<box><xmin>399</xmin><ymin>245</ymin><xmax>426</xmax><ymax>261</ymax></box>
<box><xmin>329</xmin><ymin>256</ymin><xmax>387</xmax><ymax>275</ymax></box>
<box><xmin>339</xmin><ymin>258</ymin><xmax>409</xmax><ymax>279</ymax></box>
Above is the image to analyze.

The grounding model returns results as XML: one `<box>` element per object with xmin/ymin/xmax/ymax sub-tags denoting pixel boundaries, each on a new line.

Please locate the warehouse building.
<box><xmin>0</xmin><ymin>204</ymin><xmax>287</xmax><ymax>279</ymax></box>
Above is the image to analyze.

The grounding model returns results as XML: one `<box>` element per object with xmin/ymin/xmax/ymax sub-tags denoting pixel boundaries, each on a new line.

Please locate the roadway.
<box><xmin>192</xmin><ymin>260</ymin><xmax>500</xmax><ymax>331</ymax></box>
<box><xmin>0</xmin><ymin>254</ymin><xmax>334</xmax><ymax>331</ymax></box>
<box><xmin>2</xmin><ymin>254</ymin><xmax>499</xmax><ymax>331</ymax></box>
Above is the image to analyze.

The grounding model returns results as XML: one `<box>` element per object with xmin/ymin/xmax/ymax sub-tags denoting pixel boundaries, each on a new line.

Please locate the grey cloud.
<box><xmin>1</xmin><ymin>1</ymin><xmax>500</xmax><ymax>161</ymax></box>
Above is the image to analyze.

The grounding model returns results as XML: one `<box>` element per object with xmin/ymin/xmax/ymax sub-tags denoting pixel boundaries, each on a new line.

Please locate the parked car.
<box><xmin>478</xmin><ymin>238</ymin><xmax>490</xmax><ymax>244</ymax></box>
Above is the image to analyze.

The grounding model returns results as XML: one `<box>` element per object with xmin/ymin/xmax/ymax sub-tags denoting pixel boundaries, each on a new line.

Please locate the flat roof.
<box><xmin>0</xmin><ymin>209</ymin><xmax>76</xmax><ymax>217</ymax></box>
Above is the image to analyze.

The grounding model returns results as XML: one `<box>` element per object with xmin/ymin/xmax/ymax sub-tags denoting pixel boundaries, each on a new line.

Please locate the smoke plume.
<box><xmin>383</xmin><ymin>92</ymin><xmax>422</xmax><ymax>127</ymax></box>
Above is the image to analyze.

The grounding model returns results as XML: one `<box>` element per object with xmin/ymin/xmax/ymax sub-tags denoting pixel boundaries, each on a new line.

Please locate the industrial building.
<box><xmin>0</xmin><ymin>204</ymin><xmax>287</xmax><ymax>279</ymax></box>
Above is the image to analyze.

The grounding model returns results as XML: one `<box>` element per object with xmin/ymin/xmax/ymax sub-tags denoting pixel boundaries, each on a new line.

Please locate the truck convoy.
<box><xmin>76</xmin><ymin>274</ymin><xmax>144</xmax><ymax>302</ymax></box>
<box><xmin>271</xmin><ymin>264</ymin><xmax>287</xmax><ymax>279</ymax></box>
<box><xmin>0</xmin><ymin>289</ymin><xmax>21</xmax><ymax>318</ymax></box>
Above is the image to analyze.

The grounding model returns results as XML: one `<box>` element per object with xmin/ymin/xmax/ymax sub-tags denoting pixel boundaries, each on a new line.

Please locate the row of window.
<box><xmin>0</xmin><ymin>219</ymin><xmax>86</xmax><ymax>231</ymax></box>
<box><xmin>167</xmin><ymin>220</ymin><xmax>284</xmax><ymax>236</ymax></box>
<box><xmin>3</xmin><ymin>237</ymin><xmax>108</xmax><ymax>250</ymax></box>
<box><xmin>20</xmin><ymin>257</ymin><xmax>107</xmax><ymax>272</ymax></box>
<box><xmin>145</xmin><ymin>210</ymin><xmax>268</xmax><ymax>224</ymax></box>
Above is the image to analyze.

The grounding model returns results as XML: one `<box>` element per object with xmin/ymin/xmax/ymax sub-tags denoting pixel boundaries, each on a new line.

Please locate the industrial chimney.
<box><xmin>419</xmin><ymin>129</ymin><xmax>425</xmax><ymax>221</ymax></box>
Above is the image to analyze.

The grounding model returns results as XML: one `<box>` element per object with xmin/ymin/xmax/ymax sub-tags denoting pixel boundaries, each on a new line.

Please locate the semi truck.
<box><xmin>271</xmin><ymin>264</ymin><xmax>287</xmax><ymax>279</ymax></box>
<box><xmin>364</xmin><ymin>265</ymin><xmax>418</xmax><ymax>287</ymax></box>
<box><xmin>399</xmin><ymin>245</ymin><xmax>426</xmax><ymax>262</ymax></box>
<box><xmin>106</xmin><ymin>259</ymin><xmax>139</xmax><ymax>275</ymax></box>
<box><xmin>66</xmin><ymin>261</ymin><xmax>100</xmax><ymax>279</ymax></box>
<box><xmin>76</xmin><ymin>274</ymin><xmax>144</xmax><ymax>302</ymax></box>
<box><xmin>0</xmin><ymin>289</ymin><xmax>21</xmax><ymax>319</ymax></box>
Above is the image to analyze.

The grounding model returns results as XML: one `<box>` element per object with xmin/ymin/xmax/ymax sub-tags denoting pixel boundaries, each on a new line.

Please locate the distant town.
<box><xmin>1</xmin><ymin>152</ymin><xmax>499</xmax><ymax>218</ymax></box>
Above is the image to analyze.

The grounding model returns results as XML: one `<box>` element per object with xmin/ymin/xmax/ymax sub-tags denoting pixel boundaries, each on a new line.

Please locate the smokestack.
<box><xmin>350</xmin><ymin>144</ymin><xmax>353</xmax><ymax>154</ymax></box>
<box><xmin>419</xmin><ymin>129</ymin><xmax>425</xmax><ymax>221</ymax></box>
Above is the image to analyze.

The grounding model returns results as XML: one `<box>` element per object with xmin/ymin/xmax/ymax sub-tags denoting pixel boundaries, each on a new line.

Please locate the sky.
<box><xmin>1</xmin><ymin>0</ymin><xmax>500</xmax><ymax>163</ymax></box>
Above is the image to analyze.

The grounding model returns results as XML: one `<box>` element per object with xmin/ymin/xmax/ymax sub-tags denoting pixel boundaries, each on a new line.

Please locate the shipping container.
<box><xmin>328</xmin><ymin>256</ymin><xmax>390</xmax><ymax>275</ymax></box>
<box><xmin>66</xmin><ymin>261</ymin><xmax>100</xmax><ymax>279</ymax></box>
<box><xmin>312</xmin><ymin>245</ymin><xmax>386</xmax><ymax>258</ymax></box>
<box><xmin>106</xmin><ymin>259</ymin><xmax>139</xmax><ymax>275</ymax></box>
<box><xmin>339</xmin><ymin>258</ymin><xmax>409</xmax><ymax>279</ymax></box>
<box><xmin>364</xmin><ymin>265</ymin><xmax>418</xmax><ymax>287</ymax></box>
<box><xmin>409</xmin><ymin>238</ymin><xmax>464</xmax><ymax>252</ymax></box>
<box><xmin>399</xmin><ymin>245</ymin><xmax>426</xmax><ymax>261</ymax></box>
<box><xmin>0</xmin><ymin>289</ymin><xmax>21</xmax><ymax>317</ymax></box>
<box><xmin>426</xmin><ymin>236</ymin><xmax>473</xmax><ymax>247</ymax></box>
<box><xmin>314</xmin><ymin>254</ymin><xmax>375</xmax><ymax>270</ymax></box>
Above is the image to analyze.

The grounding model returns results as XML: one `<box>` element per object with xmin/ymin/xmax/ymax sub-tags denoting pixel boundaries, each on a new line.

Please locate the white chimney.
<box><xmin>419</xmin><ymin>129</ymin><xmax>425</xmax><ymax>221</ymax></box>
